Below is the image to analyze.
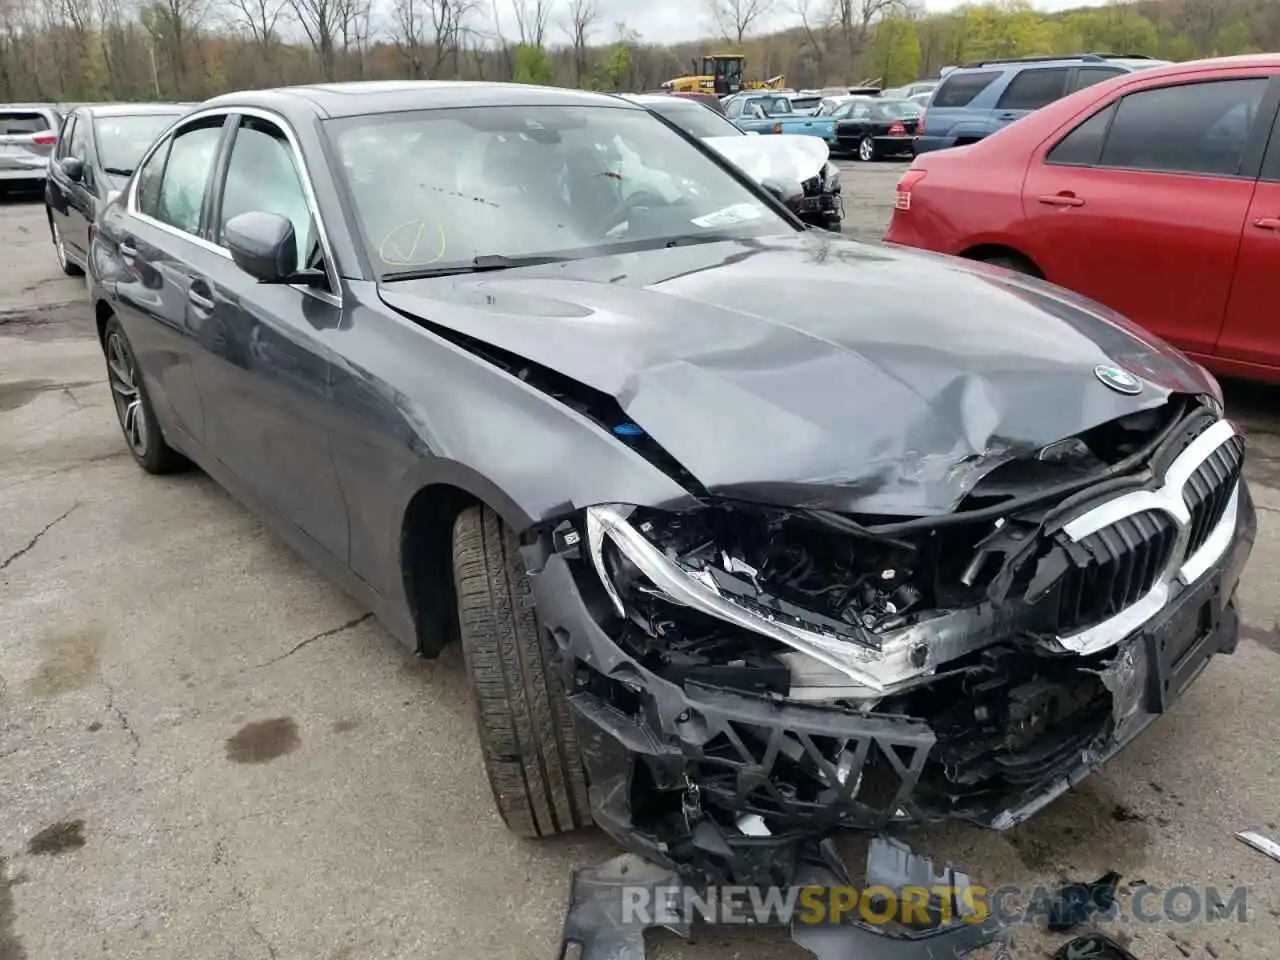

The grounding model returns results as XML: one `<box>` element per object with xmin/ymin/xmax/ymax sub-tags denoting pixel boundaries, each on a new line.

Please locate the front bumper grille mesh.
<box><xmin>1184</xmin><ymin>434</ymin><xmax>1244</xmax><ymax>557</ymax></box>
<box><xmin>1056</xmin><ymin>509</ymin><xmax>1179</xmax><ymax>634</ymax></box>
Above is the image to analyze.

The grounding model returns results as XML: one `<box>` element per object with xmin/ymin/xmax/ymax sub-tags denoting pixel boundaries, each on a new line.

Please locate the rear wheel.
<box><xmin>857</xmin><ymin>136</ymin><xmax>878</xmax><ymax>162</ymax></box>
<box><xmin>102</xmin><ymin>315</ymin><xmax>184</xmax><ymax>474</ymax></box>
<box><xmin>452</xmin><ymin>504</ymin><xmax>591</xmax><ymax>838</ymax></box>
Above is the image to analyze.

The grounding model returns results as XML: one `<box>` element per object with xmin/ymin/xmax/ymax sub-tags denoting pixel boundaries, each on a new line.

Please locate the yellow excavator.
<box><xmin>664</xmin><ymin>55</ymin><xmax>785</xmax><ymax>97</ymax></box>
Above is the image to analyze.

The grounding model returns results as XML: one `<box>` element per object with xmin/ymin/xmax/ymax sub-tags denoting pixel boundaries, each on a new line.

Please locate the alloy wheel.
<box><xmin>106</xmin><ymin>331</ymin><xmax>147</xmax><ymax>457</ymax></box>
<box><xmin>859</xmin><ymin>137</ymin><xmax>874</xmax><ymax>162</ymax></box>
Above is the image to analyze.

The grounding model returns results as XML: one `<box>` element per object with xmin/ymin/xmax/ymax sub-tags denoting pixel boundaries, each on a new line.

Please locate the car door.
<box><xmin>113</xmin><ymin>113</ymin><xmax>232</xmax><ymax>447</ymax></box>
<box><xmin>58</xmin><ymin>113</ymin><xmax>97</xmax><ymax>262</ymax></box>
<box><xmin>45</xmin><ymin>112</ymin><xmax>76</xmax><ymax>236</ymax></box>
<box><xmin>192</xmin><ymin>112</ymin><xmax>349</xmax><ymax>562</ymax></box>
<box><xmin>991</xmin><ymin>67</ymin><xmax>1072</xmax><ymax>129</ymax></box>
<box><xmin>1217</xmin><ymin>82</ymin><xmax>1280</xmax><ymax>368</ymax></box>
<box><xmin>1020</xmin><ymin>74</ymin><xmax>1276</xmax><ymax>356</ymax></box>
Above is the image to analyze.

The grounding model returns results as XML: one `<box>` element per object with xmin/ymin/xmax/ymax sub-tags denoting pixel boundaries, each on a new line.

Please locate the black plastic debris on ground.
<box><xmin>558</xmin><ymin>838</ymin><xmax>1011</xmax><ymax>959</ymax></box>
<box><xmin>1041</xmin><ymin>870</ymin><xmax>1122</xmax><ymax>933</ymax></box>
<box><xmin>1052</xmin><ymin>933</ymin><xmax>1140</xmax><ymax>960</ymax></box>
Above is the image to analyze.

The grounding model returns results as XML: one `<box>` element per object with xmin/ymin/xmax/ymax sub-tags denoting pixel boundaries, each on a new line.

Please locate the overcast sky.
<box><xmin>493</xmin><ymin>0</ymin><xmax>1114</xmax><ymax>46</ymax></box>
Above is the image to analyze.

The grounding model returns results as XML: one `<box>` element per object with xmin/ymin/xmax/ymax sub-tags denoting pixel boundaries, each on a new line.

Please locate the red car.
<box><xmin>886</xmin><ymin>55</ymin><xmax>1280</xmax><ymax>382</ymax></box>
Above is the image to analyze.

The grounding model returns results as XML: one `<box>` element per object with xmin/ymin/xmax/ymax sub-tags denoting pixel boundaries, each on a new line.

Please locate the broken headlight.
<box><xmin>585</xmin><ymin>503</ymin><xmax>923</xmax><ymax>695</ymax></box>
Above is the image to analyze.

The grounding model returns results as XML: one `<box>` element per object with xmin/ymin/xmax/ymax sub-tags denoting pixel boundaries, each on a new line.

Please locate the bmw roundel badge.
<box><xmin>1094</xmin><ymin>363</ymin><xmax>1143</xmax><ymax>395</ymax></box>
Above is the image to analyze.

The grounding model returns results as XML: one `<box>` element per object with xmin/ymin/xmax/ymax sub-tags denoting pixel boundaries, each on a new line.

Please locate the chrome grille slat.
<box><xmin>1053</xmin><ymin>419</ymin><xmax>1242</xmax><ymax>655</ymax></box>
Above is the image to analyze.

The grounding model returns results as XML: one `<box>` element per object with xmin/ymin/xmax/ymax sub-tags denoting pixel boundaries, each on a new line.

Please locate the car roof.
<box><xmin>623</xmin><ymin>93</ymin><xmax>705</xmax><ymax>108</ymax></box>
<box><xmin>0</xmin><ymin>103</ymin><xmax>61</xmax><ymax>112</ymax></box>
<box><xmin>77</xmin><ymin>102</ymin><xmax>189</xmax><ymax>118</ymax></box>
<box><xmin>198</xmin><ymin>81</ymin><xmax>645</xmax><ymax>121</ymax></box>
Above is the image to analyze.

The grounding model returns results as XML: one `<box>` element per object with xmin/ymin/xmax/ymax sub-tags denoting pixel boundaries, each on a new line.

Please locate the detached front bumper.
<box><xmin>531</xmin><ymin>480</ymin><xmax>1255</xmax><ymax>884</ymax></box>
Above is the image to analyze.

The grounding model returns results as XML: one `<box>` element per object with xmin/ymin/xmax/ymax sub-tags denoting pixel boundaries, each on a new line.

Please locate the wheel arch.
<box><xmin>398</xmin><ymin>480</ymin><xmax>490</xmax><ymax>659</ymax></box>
<box><xmin>959</xmin><ymin>243</ymin><xmax>1044</xmax><ymax>278</ymax></box>
<box><xmin>94</xmin><ymin>298</ymin><xmax>114</xmax><ymax>345</ymax></box>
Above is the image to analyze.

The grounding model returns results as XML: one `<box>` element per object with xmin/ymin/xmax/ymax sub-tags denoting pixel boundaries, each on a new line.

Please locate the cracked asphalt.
<box><xmin>2</xmin><ymin>167</ymin><xmax>1279</xmax><ymax>960</ymax></box>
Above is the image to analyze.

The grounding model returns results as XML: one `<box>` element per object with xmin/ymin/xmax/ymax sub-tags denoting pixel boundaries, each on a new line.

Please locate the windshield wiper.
<box><xmin>102</xmin><ymin>166</ymin><xmax>133</xmax><ymax>176</ymax></box>
<box><xmin>381</xmin><ymin>254</ymin><xmax>573</xmax><ymax>282</ymax></box>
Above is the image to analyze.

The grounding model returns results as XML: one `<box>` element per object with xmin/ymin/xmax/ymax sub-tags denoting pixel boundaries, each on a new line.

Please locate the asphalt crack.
<box><xmin>250</xmin><ymin>613</ymin><xmax>373</xmax><ymax>671</ymax></box>
<box><xmin>103</xmin><ymin>679</ymin><xmax>140</xmax><ymax>759</ymax></box>
<box><xmin>0</xmin><ymin>503</ymin><xmax>79</xmax><ymax>573</ymax></box>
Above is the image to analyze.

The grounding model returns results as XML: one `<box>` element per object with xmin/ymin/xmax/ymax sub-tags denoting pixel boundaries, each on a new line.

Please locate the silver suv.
<box><xmin>0</xmin><ymin>104</ymin><xmax>62</xmax><ymax>191</ymax></box>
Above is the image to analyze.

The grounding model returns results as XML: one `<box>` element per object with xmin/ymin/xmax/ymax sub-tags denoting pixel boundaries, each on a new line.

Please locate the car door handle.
<box><xmin>118</xmin><ymin>240</ymin><xmax>137</xmax><ymax>259</ymax></box>
<box><xmin>1038</xmin><ymin>194</ymin><xmax>1085</xmax><ymax>207</ymax></box>
<box><xmin>188</xmin><ymin>288</ymin><xmax>215</xmax><ymax>312</ymax></box>
<box><xmin>1254</xmin><ymin>218</ymin><xmax>1280</xmax><ymax>231</ymax></box>
<box><xmin>998</xmin><ymin>112</ymin><xmax>1020</xmax><ymax>121</ymax></box>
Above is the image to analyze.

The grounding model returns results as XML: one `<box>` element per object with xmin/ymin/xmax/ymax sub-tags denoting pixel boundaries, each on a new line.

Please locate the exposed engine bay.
<box><xmin>531</xmin><ymin>394</ymin><xmax>1254</xmax><ymax>886</ymax></box>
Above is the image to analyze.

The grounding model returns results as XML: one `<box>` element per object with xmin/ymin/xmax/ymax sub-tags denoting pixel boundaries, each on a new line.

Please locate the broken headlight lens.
<box><xmin>584</xmin><ymin>503</ymin><xmax>895</xmax><ymax>692</ymax></box>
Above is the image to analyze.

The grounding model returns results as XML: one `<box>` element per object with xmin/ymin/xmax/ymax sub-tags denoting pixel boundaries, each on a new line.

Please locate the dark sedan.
<box><xmin>88</xmin><ymin>82</ymin><xmax>1252</xmax><ymax>913</ymax></box>
<box><xmin>833</xmin><ymin>96</ymin><xmax>921</xmax><ymax>160</ymax></box>
<box><xmin>45</xmin><ymin>102</ymin><xmax>188</xmax><ymax>276</ymax></box>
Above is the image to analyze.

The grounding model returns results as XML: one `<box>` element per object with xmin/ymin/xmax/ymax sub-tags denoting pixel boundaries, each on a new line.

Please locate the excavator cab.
<box><xmin>701</xmin><ymin>55</ymin><xmax>744</xmax><ymax>97</ymax></box>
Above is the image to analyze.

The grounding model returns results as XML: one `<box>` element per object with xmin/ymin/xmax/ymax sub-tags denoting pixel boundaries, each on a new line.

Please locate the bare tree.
<box><xmin>511</xmin><ymin>0</ymin><xmax>549</xmax><ymax>47</ymax></box>
<box><xmin>559</xmin><ymin>0</ymin><xmax>596</xmax><ymax>83</ymax></box>
<box><xmin>227</xmin><ymin>0</ymin><xmax>288</xmax><ymax>50</ymax></box>
<box><xmin>141</xmin><ymin>0</ymin><xmax>214</xmax><ymax>93</ymax></box>
<box><xmin>793</xmin><ymin>0</ymin><xmax>831</xmax><ymax>77</ymax></box>
<box><xmin>289</xmin><ymin>0</ymin><xmax>342</xmax><ymax>78</ymax></box>
<box><xmin>705</xmin><ymin>0</ymin><xmax>764</xmax><ymax>45</ymax></box>
<box><xmin>395</xmin><ymin>0</ymin><xmax>476</xmax><ymax>78</ymax></box>
<box><xmin>833</xmin><ymin>0</ymin><xmax>906</xmax><ymax>71</ymax></box>
<box><xmin>392</xmin><ymin>0</ymin><xmax>428</xmax><ymax>76</ymax></box>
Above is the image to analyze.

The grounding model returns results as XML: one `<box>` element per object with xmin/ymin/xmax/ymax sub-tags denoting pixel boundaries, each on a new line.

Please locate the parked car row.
<box><xmin>721</xmin><ymin>90</ymin><xmax>922</xmax><ymax>161</ymax></box>
<box><xmin>886</xmin><ymin>53</ymin><xmax>1280</xmax><ymax>381</ymax></box>
<box><xmin>72</xmin><ymin>82</ymin><xmax>1252</xmax><ymax>924</ymax></box>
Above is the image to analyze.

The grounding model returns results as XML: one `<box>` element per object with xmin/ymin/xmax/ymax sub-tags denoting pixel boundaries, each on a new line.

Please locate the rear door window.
<box><xmin>1098</xmin><ymin>78</ymin><xmax>1270</xmax><ymax>177</ymax></box>
<box><xmin>1072</xmin><ymin>66</ymin><xmax>1126</xmax><ymax>93</ymax></box>
<box><xmin>996</xmin><ymin>68</ymin><xmax>1071</xmax><ymax>111</ymax></box>
<box><xmin>931</xmin><ymin>71</ymin><xmax>1002</xmax><ymax>108</ymax></box>
<box><xmin>1047</xmin><ymin>102</ymin><xmax>1119</xmax><ymax>166</ymax></box>
<box><xmin>0</xmin><ymin>111</ymin><xmax>51</xmax><ymax>134</ymax></box>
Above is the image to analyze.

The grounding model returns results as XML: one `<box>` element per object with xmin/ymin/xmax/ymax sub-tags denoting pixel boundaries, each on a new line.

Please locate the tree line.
<box><xmin>0</xmin><ymin>0</ymin><xmax>1275</xmax><ymax>105</ymax></box>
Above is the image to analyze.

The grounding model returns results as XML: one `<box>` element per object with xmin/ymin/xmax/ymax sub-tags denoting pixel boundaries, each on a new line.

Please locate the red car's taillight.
<box><xmin>894</xmin><ymin>169</ymin><xmax>928</xmax><ymax>211</ymax></box>
<box><xmin>32</xmin><ymin>133</ymin><xmax>56</xmax><ymax>145</ymax></box>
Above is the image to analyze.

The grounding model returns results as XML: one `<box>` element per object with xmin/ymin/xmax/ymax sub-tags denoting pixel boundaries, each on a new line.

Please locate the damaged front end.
<box><xmin>528</xmin><ymin>396</ymin><xmax>1255</xmax><ymax>885</ymax></box>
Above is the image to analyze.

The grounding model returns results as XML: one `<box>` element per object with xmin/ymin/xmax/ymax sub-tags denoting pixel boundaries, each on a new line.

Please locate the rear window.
<box><xmin>931</xmin><ymin>71</ymin><xmax>1001</xmax><ymax>108</ymax></box>
<box><xmin>996</xmin><ymin>68</ymin><xmax>1071</xmax><ymax>111</ymax></box>
<box><xmin>873</xmin><ymin>100</ymin><xmax>921</xmax><ymax>119</ymax></box>
<box><xmin>0</xmin><ymin>111</ymin><xmax>52</xmax><ymax>135</ymax></box>
<box><xmin>791</xmin><ymin>97</ymin><xmax>821</xmax><ymax>111</ymax></box>
<box><xmin>94</xmin><ymin>113</ymin><xmax>182</xmax><ymax>174</ymax></box>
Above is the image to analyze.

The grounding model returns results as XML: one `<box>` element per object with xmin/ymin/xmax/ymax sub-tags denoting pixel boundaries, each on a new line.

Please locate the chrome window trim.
<box><xmin>1053</xmin><ymin>417</ymin><xmax>1240</xmax><ymax>655</ymax></box>
<box><xmin>126</xmin><ymin>105</ymin><xmax>342</xmax><ymax>308</ymax></box>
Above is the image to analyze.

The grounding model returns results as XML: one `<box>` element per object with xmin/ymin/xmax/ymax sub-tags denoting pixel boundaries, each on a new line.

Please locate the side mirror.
<box><xmin>225</xmin><ymin>211</ymin><xmax>297</xmax><ymax>283</ymax></box>
<box><xmin>60</xmin><ymin>156</ymin><xmax>84</xmax><ymax>182</ymax></box>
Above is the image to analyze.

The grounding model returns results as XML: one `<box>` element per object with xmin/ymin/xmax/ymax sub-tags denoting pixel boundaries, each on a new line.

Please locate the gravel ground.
<box><xmin>2</xmin><ymin>170</ymin><xmax>1279</xmax><ymax>960</ymax></box>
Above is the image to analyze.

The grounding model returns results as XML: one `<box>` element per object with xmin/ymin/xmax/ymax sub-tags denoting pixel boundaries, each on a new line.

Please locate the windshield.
<box><xmin>328</xmin><ymin>105</ymin><xmax>791</xmax><ymax>277</ymax></box>
<box><xmin>873</xmin><ymin>100</ymin><xmax>920</xmax><ymax>119</ymax></box>
<box><xmin>93</xmin><ymin>113</ymin><xmax>181</xmax><ymax>173</ymax></box>
<box><xmin>649</xmin><ymin>100</ymin><xmax>743</xmax><ymax>139</ymax></box>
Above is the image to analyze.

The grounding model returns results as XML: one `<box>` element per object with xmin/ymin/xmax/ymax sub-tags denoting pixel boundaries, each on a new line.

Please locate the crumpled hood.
<box><xmin>703</xmin><ymin>134</ymin><xmax>829</xmax><ymax>183</ymax></box>
<box><xmin>379</xmin><ymin>233</ymin><xmax>1215</xmax><ymax>516</ymax></box>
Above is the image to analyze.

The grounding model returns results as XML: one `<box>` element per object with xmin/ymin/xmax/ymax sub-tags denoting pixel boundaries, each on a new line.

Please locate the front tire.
<box><xmin>452</xmin><ymin>504</ymin><xmax>591</xmax><ymax>838</ymax></box>
<box><xmin>102</xmin><ymin>316</ymin><xmax>184</xmax><ymax>474</ymax></box>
